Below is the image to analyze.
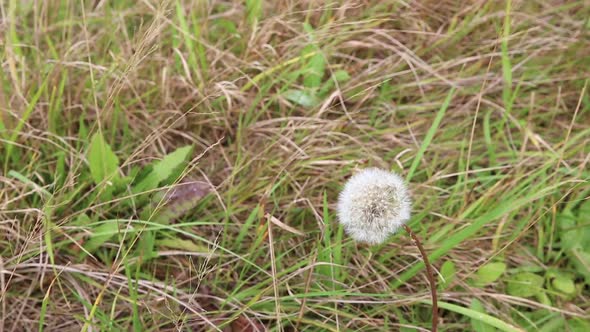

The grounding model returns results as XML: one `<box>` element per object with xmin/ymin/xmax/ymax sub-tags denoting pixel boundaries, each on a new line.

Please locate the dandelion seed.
<box><xmin>337</xmin><ymin>168</ymin><xmax>411</xmax><ymax>244</ymax></box>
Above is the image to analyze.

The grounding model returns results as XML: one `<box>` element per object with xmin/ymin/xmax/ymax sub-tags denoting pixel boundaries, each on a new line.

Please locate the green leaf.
<box><xmin>507</xmin><ymin>272</ymin><xmax>544</xmax><ymax>298</ymax></box>
<box><xmin>551</xmin><ymin>273</ymin><xmax>576</xmax><ymax>296</ymax></box>
<box><xmin>318</xmin><ymin>70</ymin><xmax>351</xmax><ymax>97</ymax></box>
<box><xmin>539</xmin><ymin>317</ymin><xmax>565</xmax><ymax>332</ymax></box>
<box><xmin>235</xmin><ymin>205</ymin><xmax>260</xmax><ymax>246</ymax></box>
<box><xmin>569</xmin><ymin>248</ymin><xmax>590</xmax><ymax>284</ymax></box>
<box><xmin>574</xmin><ymin>204</ymin><xmax>590</xmax><ymax>248</ymax></box>
<box><xmin>439</xmin><ymin>260</ymin><xmax>456</xmax><ymax>289</ymax></box>
<box><xmin>137</xmin><ymin>230</ymin><xmax>156</xmax><ymax>261</ymax></box>
<box><xmin>317</xmin><ymin>190</ymin><xmax>341</xmax><ymax>289</ymax></box>
<box><xmin>245</xmin><ymin>0</ymin><xmax>262</xmax><ymax>26</ymax></box>
<box><xmin>333</xmin><ymin>70</ymin><xmax>351</xmax><ymax>82</ymax></box>
<box><xmin>558</xmin><ymin>205</ymin><xmax>590</xmax><ymax>285</ymax></box>
<box><xmin>154</xmin><ymin>145</ymin><xmax>193</xmax><ymax>183</ymax></box>
<box><xmin>568</xmin><ymin>318</ymin><xmax>590</xmax><ymax>332</ymax></box>
<box><xmin>474</xmin><ymin>262</ymin><xmax>506</xmax><ymax>286</ymax></box>
<box><xmin>406</xmin><ymin>87</ymin><xmax>456</xmax><ymax>181</ymax></box>
<box><xmin>213</xmin><ymin>18</ymin><xmax>238</xmax><ymax>35</ymax></box>
<box><xmin>133</xmin><ymin>145</ymin><xmax>193</xmax><ymax>193</ymax></box>
<box><xmin>536</xmin><ymin>291</ymin><xmax>552</xmax><ymax>306</ymax></box>
<box><xmin>470</xmin><ymin>299</ymin><xmax>498</xmax><ymax>332</ymax></box>
<box><xmin>87</xmin><ymin>133</ymin><xmax>119</xmax><ymax>185</ymax></box>
<box><xmin>4</xmin><ymin>67</ymin><xmax>51</xmax><ymax>169</ymax></box>
<box><xmin>132</xmin><ymin>145</ymin><xmax>194</xmax><ymax>262</ymax></box>
<box><xmin>158</xmin><ymin>238</ymin><xmax>209</xmax><ymax>252</ymax></box>
<box><xmin>74</xmin><ymin>213</ymin><xmax>91</xmax><ymax>226</ymax></box>
<box><xmin>436</xmin><ymin>301</ymin><xmax>522</xmax><ymax>332</ymax></box>
<box><xmin>579</xmin><ymin>199</ymin><xmax>590</xmax><ymax>215</ymax></box>
<box><xmin>283</xmin><ymin>89</ymin><xmax>318</xmax><ymax>108</ymax></box>
<box><xmin>501</xmin><ymin>0</ymin><xmax>513</xmax><ymax>111</ymax></box>
<box><xmin>84</xmin><ymin>221</ymin><xmax>119</xmax><ymax>253</ymax></box>
<box><xmin>303</xmin><ymin>52</ymin><xmax>325</xmax><ymax>89</ymax></box>
<box><xmin>558</xmin><ymin>211</ymin><xmax>579</xmax><ymax>251</ymax></box>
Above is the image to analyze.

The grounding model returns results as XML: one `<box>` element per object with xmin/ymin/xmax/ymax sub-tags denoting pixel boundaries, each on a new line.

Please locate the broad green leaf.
<box><xmin>153</xmin><ymin>145</ymin><xmax>193</xmax><ymax>183</ymax></box>
<box><xmin>303</xmin><ymin>52</ymin><xmax>325</xmax><ymax>89</ymax></box>
<box><xmin>558</xmin><ymin>211</ymin><xmax>578</xmax><ymax>251</ymax></box>
<box><xmin>470</xmin><ymin>299</ymin><xmax>497</xmax><ymax>332</ymax></box>
<box><xmin>507</xmin><ymin>272</ymin><xmax>544</xmax><ymax>298</ymax></box>
<box><xmin>568</xmin><ymin>318</ymin><xmax>590</xmax><ymax>332</ymax></box>
<box><xmin>539</xmin><ymin>317</ymin><xmax>565</xmax><ymax>332</ymax></box>
<box><xmin>133</xmin><ymin>145</ymin><xmax>193</xmax><ymax>193</ymax></box>
<box><xmin>303</xmin><ymin>22</ymin><xmax>314</xmax><ymax>34</ymax></box>
<box><xmin>88</xmin><ymin>133</ymin><xmax>119</xmax><ymax>185</ymax></box>
<box><xmin>569</xmin><ymin>248</ymin><xmax>590</xmax><ymax>284</ymax></box>
<box><xmin>551</xmin><ymin>273</ymin><xmax>576</xmax><ymax>296</ymax></box>
<box><xmin>84</xmin><ymin>221</ymin><xmax>119</xmax><ymax>253</ymax></box>
<box><xmin>439</xmin><ymin>260</ymin><xmax>456</xmax><ymax>289</ymax></box>
<box><xmin>578</xmin><ymin>199</ymin><xmax>590</xmax><ymax>216</ymax></box>
<box><xmin>536</xmin><ymin>291</ymin><xmax>552</xmax><ymax>306</ymax></box>
<box><xmin>283</xmin><ymin>89</ymin><xmax>318</xmax><ymax>108</ymax></box>
<box><xmin>333</xmin><ymin>70</ymin><xmax>351</xmax><ymax>82</ymax></box>
<box><xmin>74</xmin><ymin>213</ymin><xmax>91</xmax><ymax>226</ymax></box>
<box><xmin>212</xmin><ymin>18</ymin><xmax>238</xmax><ymax>35</ymax></box>
<box><xmin>318</xmin><ymin>70</ymin><xmax>351</xmax><ymax>97</ymax></box>
<box><xmin>474</xmin><ymin>262</ymin><xmax>506</xmax><ymax>286</ymax></box>
<box><xmin>559</xmin><ymin>204</ymin><xmax>590</xmax><ymax>285</ymax></box>
<box><xmin>574</xmin><ymin>202</ymin><xmax>590</xmax><ymax>248</ymax></box>
<box><xmin>132</xmin><ymin>146</ymin><xmax>195</xmax><ymax>262</ymax></box>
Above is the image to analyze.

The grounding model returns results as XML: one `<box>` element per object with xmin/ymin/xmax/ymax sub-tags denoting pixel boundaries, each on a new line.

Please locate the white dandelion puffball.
<box><xmin>337</xmin><ymin>168</ymin><xmax>411</xmax><ymax>244</ymax></box>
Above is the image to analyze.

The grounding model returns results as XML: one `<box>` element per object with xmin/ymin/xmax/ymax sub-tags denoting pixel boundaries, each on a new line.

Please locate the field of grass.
<box><xmin>1</xmin><ymin>0</ymin><xmax>589</xmax><ymax>331</ymax></box>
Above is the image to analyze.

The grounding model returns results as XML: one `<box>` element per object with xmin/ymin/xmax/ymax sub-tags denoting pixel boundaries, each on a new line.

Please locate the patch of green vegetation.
<box><xmin>1</xmin><ymin>0</ymin><xmax>589</xmax><ymax>331</ymax></box>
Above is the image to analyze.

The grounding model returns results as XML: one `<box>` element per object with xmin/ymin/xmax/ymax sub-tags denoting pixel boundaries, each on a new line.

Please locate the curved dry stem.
<box><xmin>403</xmin><ymin>224</ymin><xmax>438</xmax><ymax>332</ymax></box>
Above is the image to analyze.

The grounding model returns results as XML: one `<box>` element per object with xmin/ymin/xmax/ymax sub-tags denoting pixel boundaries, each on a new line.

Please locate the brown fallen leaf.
<box><xmin>147</xmin><ymin>180</ymin><xmax>212</xmax><ymax>223</ymax></box>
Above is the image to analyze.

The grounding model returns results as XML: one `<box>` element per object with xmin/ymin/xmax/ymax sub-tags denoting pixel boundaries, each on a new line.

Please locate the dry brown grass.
<box><xmin>1</xmin><ymin>0</ymin><xmax>589</xmax><ymax>331</ymax></box>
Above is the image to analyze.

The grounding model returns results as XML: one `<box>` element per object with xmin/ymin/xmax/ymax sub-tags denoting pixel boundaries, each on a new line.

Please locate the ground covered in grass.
<box><xmin>1</xmin><ymin>1</ymin><xmax>589</xmax><ymax>331</ymax></box>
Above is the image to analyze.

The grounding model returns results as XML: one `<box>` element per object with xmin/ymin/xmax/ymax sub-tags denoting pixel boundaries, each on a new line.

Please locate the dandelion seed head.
<box><xmin>337</xmin><ymin>168</ymin><xmax>411</xmax><ymax>244</ymax></box>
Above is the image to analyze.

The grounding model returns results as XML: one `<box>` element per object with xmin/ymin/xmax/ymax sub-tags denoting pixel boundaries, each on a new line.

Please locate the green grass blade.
<box><xmin>3</xmin><ymin>68</ymin><xmax>51</xmax><ymax>171</ymax></box>
<box><xmin>392</xmin><ymin>180</ymin><xmax>570</xmax><ymax>289</ymax></box>
<box><xmin>501</xmin><ymin>0</ymin><xmax>513</xmax><ymax>113</ymax></box>
<box><xmin>435</xmin><ymin>301</ymin><xmax>524</xmax><ymax>332</ymax></box>
<box><xmin>406</xmin><ymin>87</ymin><xmax>456</xmax><ymax>181</ymax></box>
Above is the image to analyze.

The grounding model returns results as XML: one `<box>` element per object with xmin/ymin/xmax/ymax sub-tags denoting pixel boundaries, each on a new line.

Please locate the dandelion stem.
<box><xmin>403</xmin><ymin>224</ymin><xmax>438</xmax><ymax>332</ymax></box>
